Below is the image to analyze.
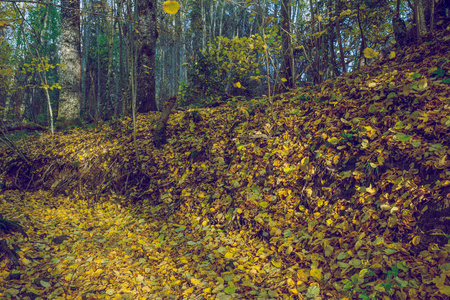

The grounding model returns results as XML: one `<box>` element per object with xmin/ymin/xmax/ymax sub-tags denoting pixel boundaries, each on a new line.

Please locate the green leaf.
<box><xmin>349</xmin><ymin>258</ymin><xmax>361</xmax><ymax>266</ymax></box>
<box><xmin>342</xmin><ymin>279</ymin><xmax>354</xmax><ymax>291</ymax></box>
<box><xmin>224</xmin><ymin>286</ymin><xmax>236</xmax><ymax>294</ymax></box>
<box><xmin>410</xmin><ymin>73</ymin><xmax>421</xmax><ymax>79</ymax></box>
<box><xmin>429</xmin><ymin>143</ymin><xmax>443</xmax><ymax>151</ymax></box>
<box><xmin>216</xmin><ymin>293</ymin><xmax>232</xmax><ymax>300</ymax></box>
<box><xmin>259</xmin><ymin>202</ymin><xmax>268</xmax><ymax>208</ymax></box>
<box><xmin>443</xmin><ymin>78</ymin><xmax>450</xmax><ymax>84</ymax></box>
<box><xmin>433</xmin><ymin>69</ymin><xmax>445</xmax><ymax>78</ymax></box>
<box><xmin>384</xmin><ymin>248</ymin><xmax>397</xmax><ymax>255</ymax></box>
<box><xmin>395</xmin><ymin>132</ymin><xmax>411</xmax><ymax>142</ymax></box>
<box><xmin>306</xmin><ymin>285</ymin><xmax>320</xmax><ymax>297</ymax></box>
<box><xmin>40</xmin><ymin>280</ymin><xmax>51</xmax><ymax>288</ymax></box>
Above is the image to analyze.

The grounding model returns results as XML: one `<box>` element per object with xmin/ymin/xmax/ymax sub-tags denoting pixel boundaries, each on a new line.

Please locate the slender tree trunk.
<box><xmin>356</xmin><ymin>1</ymin><xmax>366</xmax><ymax>69</ymax></box>
<box><xmin>335</xmin><ymin>0</ymin><xmax>346</xmax><ymax>73</ymax></box>
<box><xmin>58</xmin><ymin>0</ymin><xmax>81</xmax><ymax>128</ymax></box>
<box><xmin>414</xmin><ymin>0</ymin><xmax>426</xmax><ymax>43</ymax></box>
<box><xmin>281</xmin><ymin>0</ymin><xmax>295</xmax><ymax>89</ymax></box>
<box><xmin>328</xmin><ymin>0</ymin><xmax>338</xmax><ymax>76</ymax></box>
<box><xmin>96</xmin><ymin>18</ymin><xmax>101</xmax><ymax>122</ymax></box>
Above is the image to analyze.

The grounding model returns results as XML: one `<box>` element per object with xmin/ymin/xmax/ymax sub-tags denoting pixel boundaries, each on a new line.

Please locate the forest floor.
<box><xmin>1</xmin><ymin>25</ymin><xmax>450</xmax><ymax>300</ymax></box>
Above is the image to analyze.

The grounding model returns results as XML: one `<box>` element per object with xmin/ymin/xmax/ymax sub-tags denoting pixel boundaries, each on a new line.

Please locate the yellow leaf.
<box><xmin>363</xmin><ymin>47</ymin><xmax>379</xmax><ymax>59</ymax></box>
<box><xmin>340</xmin><ymin>9</ymin><xmax>352</xmax><ymax>17</ymax></box>
<box><xmin>272</xmin><ymin>261</ymin><xmax>282</xmax><ymax>268</ymax></box>
<box><xmin>310</xmin><ymin>269</ymin><xmax>323</xmax><ymax>281</ymax></box>
<box><xmin>328</xmin><ymin>137</ymin><xmax>340</xmax><ymax>145</ymax></box>
<box><xmin>364</xmin><ymin>126</ymin><xmax>376</xmax><ymax>139</ymax></box>
<box><xmin>297</xmin><ymin>270</ymin><xmax>308</xmax><ymax>281</ymax></box>
<box><xmin>191</xmin><ymin>278</ymin><xmax>202</xmax><ymax>286</ymax></box>
<box><xmin>301</xmin><ymin>157</ymin><xmax>309</xmax><ymax>165</ymax></box>
<box><xmin>412</xmin><ymin>236</ymin><xmax>421</xmax><ymax>246</ymax></box>
<box><xmin>281</xmin><ymin>78</ymin><xmax>287</xmax><ymax>82</ymax></box>
<box><xmin>163</xmin><ymin>1</ymin><xmax>180</xmax><ymax>14</ymax></box>
<box><xmin>235</xmin><ymin>82</ymin><xmax>242</xmax><ymax>88</ymax></box>
<box><xmin>418</xmin><ymin>78</ymin><xmax>428</xmax><ymax>89</ymax></box>
<box><xmin>388</xmin><ymin>51</ymin><xmax>396</xmax><ymax>59</ymax></box>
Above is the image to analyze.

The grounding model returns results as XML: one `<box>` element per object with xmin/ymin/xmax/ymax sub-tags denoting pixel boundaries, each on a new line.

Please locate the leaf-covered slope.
<box><xmin>1</xmin><ymin>26</ymin><xmax>450</xmax><ymax>299</ymax></box>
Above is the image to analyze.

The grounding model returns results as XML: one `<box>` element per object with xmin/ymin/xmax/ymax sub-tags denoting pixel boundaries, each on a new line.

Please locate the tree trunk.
<box><xmin>154</xmin><ymin>96</ymin><xmax>177</xmax><ymax>148</ymax></box>
<box><xmin>58</xmin><ymin>0</ymin><xmax>81</xmax><ymax>128</ymax></box>
<box><xmin>137</xmin><ymin>0</ymin><xmax>158</xmax><ymax>113</ymax></box>
<box><xmin>281</xmin><ymin>0</ymin><xmax>295</xmax><ymax>89</ymax></box>
<box><xmin>336</xmin><ymin>0</ymin><xmax>346</xmax><ymax>73</ymax></box>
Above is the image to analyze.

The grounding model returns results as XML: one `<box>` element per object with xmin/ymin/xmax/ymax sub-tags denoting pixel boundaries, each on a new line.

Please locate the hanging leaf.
<box><xmin>163</xmin><ymin>1</ymin><xmax>180</xmax><ymax>14</ymax></box>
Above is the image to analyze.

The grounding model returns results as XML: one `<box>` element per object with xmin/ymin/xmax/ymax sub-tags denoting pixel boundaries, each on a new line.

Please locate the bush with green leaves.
<box><xmin>184</xmin><ymin>34</ymin><xmax>273</xmax><ymax>106</ymax></box>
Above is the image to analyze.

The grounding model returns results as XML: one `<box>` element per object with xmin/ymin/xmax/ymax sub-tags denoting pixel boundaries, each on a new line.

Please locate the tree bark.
<box><xmin>137</xmin><ymin>0</ymin><xmax>158</xmax><ymax>113</ymax></box>
<box><xmin>58</xmin><ymin>0</ymin><xmax>81</xmax><ymax>128</ymax></box>
<box><xmin>281</xmin><ymin>0</ymin><xmax>295</xmax><ymax>89</ymax></box>
<box><xmin>154</xmin><ymin>96</ymin><xmax>177</xmax><ymax>148</ymax></box>
<box><xmin>336</xmin><ymin>0</ymin><xmax>346</xmax><ymax>73</ymax></box>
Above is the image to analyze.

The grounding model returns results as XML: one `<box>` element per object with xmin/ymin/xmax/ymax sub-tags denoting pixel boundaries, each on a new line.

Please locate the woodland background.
<box><xmin>0</xmin><ymin>0</ymin><xmax>448</xmax><ymax>129</ymax></box>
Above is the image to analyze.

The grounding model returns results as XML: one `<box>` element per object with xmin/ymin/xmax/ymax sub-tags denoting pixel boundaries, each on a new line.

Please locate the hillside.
<box><xmin>1</xmin><ymin>26</ymin><xmax>450</xmax><ymax>299</ymax></box>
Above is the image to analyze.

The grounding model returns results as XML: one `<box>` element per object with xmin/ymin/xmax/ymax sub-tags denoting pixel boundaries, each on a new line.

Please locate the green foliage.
<box><xmin>340</xmin><ymin>264</ymin><xmax>410</xmax><ymax>300</ymax></box>
<box><xmin>185</xmin><ymin>34</ymin><xmax>270</xmax><ymax>105</ymax></box>
<box><xmin>20</xmin><ymin>57</ymin><xmax>62</xmax><ymax>91</ymax></box>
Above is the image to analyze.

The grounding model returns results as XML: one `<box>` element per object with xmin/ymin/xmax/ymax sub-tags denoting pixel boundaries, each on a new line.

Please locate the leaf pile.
<box><xmin>1</xmin><ymin>26</ymin><xmax>450</xmax><ymax>299</ymax></box>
